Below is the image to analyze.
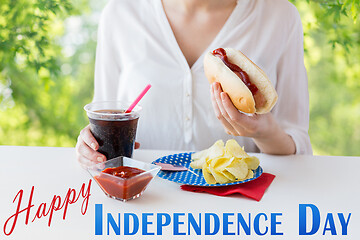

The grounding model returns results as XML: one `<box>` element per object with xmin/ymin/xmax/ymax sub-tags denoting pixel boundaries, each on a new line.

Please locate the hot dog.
<box><xmin>204</xmin><ymin>48</ymin><xmax>278</xmax><ymax>114</ymax></box>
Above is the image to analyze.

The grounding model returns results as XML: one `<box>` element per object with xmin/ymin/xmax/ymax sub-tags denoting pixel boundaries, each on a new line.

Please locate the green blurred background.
<box><xmin>0</xmin><ymin>0</ymin><xmax>359</xmax><ymax>155</ymax></box>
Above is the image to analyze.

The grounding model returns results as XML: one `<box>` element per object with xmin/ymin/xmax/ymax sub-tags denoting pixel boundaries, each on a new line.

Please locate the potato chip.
<box><xmin>208</xmin><ymin>140</ymin><xmax>225</xmax><ymax>159</ymax></box>
<box><xmin>220</xmin><ymin>169</ymin><xmax>236</xmax><ymax>181</ymax></box>
<box><xmin>225</xmin><ymin>158</ymin><xmax>248</xmax><ymax>180</ymax></box>
<box><xmin>191</xmin><ymin>140</ymin><xmax>224</xmax><ymax>169</ymax></box>
<box><xmin>191</xmin><ymin>139</ymin><xmax>260</xmax><ymax>184</ymax></box>
<box><xmin>202</xmin><ymin>164</ymin><xmax>216</xmax><ymax>184</ymax></box>
<box><xmin>208</xmin><ymin>164</ymin><xmax>231</xmax><ymax>184</ymax></box>
<box><xmin>191</xmin><ymin>149</ymin><xmax>207</xmax><ymax>160</ymax></box>
<box><xmin>244</xmin><ymin>156</ymin><xmax>260</xmax><ymax>170</ymax></box>
<box><xmin>245</xmin><ymin>169</ymin><xmax>254</xmax><ymax>179</ymax></box>
<box><xmin>209</xmin><ymin>156</ymin><xmax>233</xmax><ymax>171</ymax></box>
<box><xmin>190</xmin><ymin>149</ymin><xmax>208</xmax><ymax>169</ymax></box>
<box><xmin>190</xmin><ymin>155</ymin><xmax>206</xmax><ymax>169</ymax></box>
<box><xmin>225</xmin><ymin>139</ymin><xmax>249</xmax><ymax>158</ymax></box>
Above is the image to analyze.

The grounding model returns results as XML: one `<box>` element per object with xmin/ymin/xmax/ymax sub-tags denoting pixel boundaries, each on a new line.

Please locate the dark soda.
<box><xmin>89</xmin><ymin>110</ymin><xmax>139</xmax><ymax>160</ymax></box>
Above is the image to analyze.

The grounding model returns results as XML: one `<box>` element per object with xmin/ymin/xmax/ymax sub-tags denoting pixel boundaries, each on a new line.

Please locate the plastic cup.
<box><xmin>84</xmin><ymin>101</ymin><xmax>141</xmax><ymax>160</ymax></box>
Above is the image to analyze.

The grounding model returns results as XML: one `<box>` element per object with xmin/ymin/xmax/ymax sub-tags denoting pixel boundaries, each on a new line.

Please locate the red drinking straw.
<box><xmin>125</xmin><ymin>84</ymin><xmax>152</xmax><ymax>113</ymax></box>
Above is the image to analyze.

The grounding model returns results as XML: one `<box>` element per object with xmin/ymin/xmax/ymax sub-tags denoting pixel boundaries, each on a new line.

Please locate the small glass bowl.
<box><xmin>87</xmin><ymin>157</ymin><xmax>161</xmax><ymax>202</ymax></box>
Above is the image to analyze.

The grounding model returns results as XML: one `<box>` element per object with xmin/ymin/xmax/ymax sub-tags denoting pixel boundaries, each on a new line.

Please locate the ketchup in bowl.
<box><xmin>88</xmin><ymin>157</ymin><xmax>161</xmax><ymax>202</ymax></box>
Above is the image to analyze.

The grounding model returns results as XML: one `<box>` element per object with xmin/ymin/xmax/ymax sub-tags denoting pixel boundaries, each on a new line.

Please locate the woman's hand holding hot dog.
<box><xmin>210</xmin><ymin>82</ymin><xmax>296</xmax><ymax>155</ymax></box>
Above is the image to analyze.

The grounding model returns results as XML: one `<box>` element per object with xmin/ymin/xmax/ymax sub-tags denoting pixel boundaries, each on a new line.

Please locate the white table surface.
<box><xmin>0</xmin><ymin>146</ymin><xmax>359</xmax><ymax>239</ymax></box>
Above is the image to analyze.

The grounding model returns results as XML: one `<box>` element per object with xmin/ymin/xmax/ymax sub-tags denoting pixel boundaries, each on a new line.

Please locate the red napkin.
<box><xmin>180</xmin><ymin>173</ymin><xmax>275</xmax><ymax>201</ymax></box>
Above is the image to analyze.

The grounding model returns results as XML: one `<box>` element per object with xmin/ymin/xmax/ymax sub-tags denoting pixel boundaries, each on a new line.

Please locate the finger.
<box><xmin>211</xmin><ymin>83</ymin><xmax>238</xmax><ymax>135</ymax></box>
<box><xmin>216</xmin><ymin>91</ymin><xmax>249</xmax><ymax>136</ymax></box>
<box><xmin>212</xmin><ymin>83</ymin><xmax>239</xmax><ymax>134</ymax></box>
<box><xmin>80</xmin><ymin>125</ymin><xmax>99</xmax><ymax>151</ymax></box>
<box><xmin>220</xmin><ymin>92</ymin><xmax>254</xmax><ymax>127</ymax></box>
<box><xmin>213</xmin><ymin>83</ymin><xmax>230</xmax><ymax>119</ymax></box>
<box><xmin>220</xmin><ymin>92</ymin><xmax>260</xmax><ymax>135</ymax></box>
<box><xmin>76</xmin><ymin>136</ymin><xmax>106</xmax><ymax>163</ymax></box>
<box><xmin>213</xmin><ymin>84</ymin><xmax>240</xmax><ymax>129</ymax></box>
<box><xmin>77</xmin><ymin>155</ymin><xmax>96</xmax><ymax>168</ymax></box>
<box><xmin>135</xmin><ymin>142</ymin><xmax>140</xmax><ymax>149</ymax></box>
<box><xmin>210</xmin><ymin>83</ymin><xmax>222</xmax><ymax>119</ymax></box>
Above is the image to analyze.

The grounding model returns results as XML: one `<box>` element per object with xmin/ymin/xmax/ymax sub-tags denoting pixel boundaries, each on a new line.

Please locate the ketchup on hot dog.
<box><xmin>213</xmin><ymin>48</ymin><xmax>258</xmax><ymax>95</ymax></box>
<box><xmin>212</xmin><ymin>48</ymin><xmax>266</xmax><ymax>109</ymax></box>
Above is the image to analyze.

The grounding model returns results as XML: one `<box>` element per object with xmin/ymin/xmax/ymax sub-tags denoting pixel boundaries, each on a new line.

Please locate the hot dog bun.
<box><xmin>204</xmin><ymin>48</ymin><xmax>277</xmax><ymax>114</ymax></box>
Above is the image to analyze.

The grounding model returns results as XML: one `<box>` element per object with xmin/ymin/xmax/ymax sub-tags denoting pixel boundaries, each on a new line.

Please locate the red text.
<box><xmin>3</xmin><ymin>179</ymin><xmax>92</xmax><ymax>236</ymax></box>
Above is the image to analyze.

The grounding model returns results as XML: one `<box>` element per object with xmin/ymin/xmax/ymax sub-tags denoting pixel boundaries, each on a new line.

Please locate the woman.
<box><xmin>76</xmin><ymin>0</ymin><xmax>312</xmax><ymax>166</ymax></box>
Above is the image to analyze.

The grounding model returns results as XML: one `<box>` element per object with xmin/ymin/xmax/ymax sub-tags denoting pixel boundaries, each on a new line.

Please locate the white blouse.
<box><xmin>93</xmin><ymin>0</ymin><xmax>313</xmax><ymax>154</ymax></box>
